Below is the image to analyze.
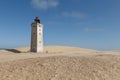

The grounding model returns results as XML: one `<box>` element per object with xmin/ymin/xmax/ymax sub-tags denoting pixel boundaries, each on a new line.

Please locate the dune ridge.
<box><xmin>0</xmin><ymin>46</ymin><xmax>96</xmax><ymax>53</ymax></box>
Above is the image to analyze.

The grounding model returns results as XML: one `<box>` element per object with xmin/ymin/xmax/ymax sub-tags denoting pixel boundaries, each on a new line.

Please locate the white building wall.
<box><xmin>31</xmin><ymin>23</ymin><xmax>43</xmax><ymax>53</ymax></box>
<box><xmin>37</xmin><ymin>23</ymin><xmax>43</xmax><ymax>52</ymax></box>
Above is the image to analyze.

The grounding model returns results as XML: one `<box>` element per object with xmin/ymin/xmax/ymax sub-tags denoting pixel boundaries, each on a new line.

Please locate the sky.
<box><xmin>0</xmin><ymin>0</ymin><xmax>120</xmax><ymax>50</ymax></box>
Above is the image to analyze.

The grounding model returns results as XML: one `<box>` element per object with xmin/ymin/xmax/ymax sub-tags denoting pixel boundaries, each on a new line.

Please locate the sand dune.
<box><xmin>15</xmin><ymin>46</ymin><xmax>97</xmax><ymax>53</ymax></box>
<box><xmin>0</xmin><ymin>55</ymin><xmax>120</xmax><ymax>80</ymax></box>
<box><xmin>0</xmin><ymin>46</ymin><xmax>97</xmax><ymax>54</ymax></box>
<box><xmin>0</xmin><ymin>46</ymin><xmax>97</xmax><ymax>62</ymax></box>
<box><xmin>0</xmin><ymin>46</ymin><xmax>120</xmax><ymax>80</ymax></box>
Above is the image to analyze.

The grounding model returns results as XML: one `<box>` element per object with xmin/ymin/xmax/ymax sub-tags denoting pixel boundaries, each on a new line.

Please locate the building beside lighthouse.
<box><xmin>31</xmin><ymin>17</ymin><xmax>43</xmax><ymax>52</ymax></box>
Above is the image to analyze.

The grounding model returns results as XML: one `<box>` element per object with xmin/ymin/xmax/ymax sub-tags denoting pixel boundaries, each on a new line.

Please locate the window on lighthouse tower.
<box><xmin>39</xmin><ymin>33</ymin><xmax>41</xmax><ymax>35</ymax></box>
<box><xmin>39</xmin><ymin>41</ymin><xmax>42</xmax><ymax>43</ymax></box>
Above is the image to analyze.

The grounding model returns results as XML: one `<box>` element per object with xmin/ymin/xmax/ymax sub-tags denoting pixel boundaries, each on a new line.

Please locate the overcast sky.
<box><xmin>0</xmin><ymin>0</ymin><xmax>120</xmax><ymax>50</ymax></box>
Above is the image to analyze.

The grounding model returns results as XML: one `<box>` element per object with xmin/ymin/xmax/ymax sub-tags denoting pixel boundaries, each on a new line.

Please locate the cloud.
<box><xmin>84</xmin><ymin>27</ymin><xmax>104</xmax><ymax>32</ymax></box>
<box><xmin>62</xmin><ymin>12</ymin><xmax>86</xmax><ymax>19</ymax></box>
<box><xmin>31</xmin><ymin>0</ymin><xmax>59</xmax><ymax>10</ymax></box>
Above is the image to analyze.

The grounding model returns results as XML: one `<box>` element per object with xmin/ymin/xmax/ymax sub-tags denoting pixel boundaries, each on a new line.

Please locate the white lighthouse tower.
<box><xmin>31</xmin><ymin>17</ymin><xmax>43</xmax><ymax>53</ymax></box>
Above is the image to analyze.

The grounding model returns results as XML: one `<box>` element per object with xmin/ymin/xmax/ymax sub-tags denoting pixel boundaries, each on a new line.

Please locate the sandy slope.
<box><xmin>0</xmin><ymin>55</ymin><xmax>120</xmax><ymax>80</ymax></box>
<box><xmin>0</xmin><ymin>46</ymin><xmax>120</xmax><ymax>80</ymax></box>
<box><xmin>0</xmin><ymin>46</ymin><xmax>97</xmax><ymax>62</ymax></box>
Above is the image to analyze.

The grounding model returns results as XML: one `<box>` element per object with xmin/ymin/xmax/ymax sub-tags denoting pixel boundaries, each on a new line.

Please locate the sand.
<box><xmin>0</xmin><ymin>46</ymin><xmax>120</xmax><ymax>80</ymax></box>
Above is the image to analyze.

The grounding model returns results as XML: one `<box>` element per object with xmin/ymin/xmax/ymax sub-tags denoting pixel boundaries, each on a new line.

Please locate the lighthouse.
<box><xmin>31</xmin><ymin>17</ymin><xmax>43</xmax><ymax>53</ymax></box>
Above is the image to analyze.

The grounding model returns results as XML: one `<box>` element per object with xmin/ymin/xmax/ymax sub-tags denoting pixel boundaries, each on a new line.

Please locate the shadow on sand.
<box><xmin>5</xmin><ymin>49</ymin><xmax>21</xmax><ymax>53</ymax></box>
